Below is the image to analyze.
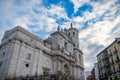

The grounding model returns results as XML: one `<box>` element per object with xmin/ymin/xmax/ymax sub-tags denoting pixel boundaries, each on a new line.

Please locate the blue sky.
<box><xmin>0</xmin><ymin>0</ymin><xmax>120</xmax><ymax>71</ymax></box>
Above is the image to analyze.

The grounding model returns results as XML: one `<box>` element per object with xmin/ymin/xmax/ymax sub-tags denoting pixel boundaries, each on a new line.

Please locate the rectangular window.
<box><xmin>74</xmin><ymin>44</ymin><xmax>75</xmax><ymax>47</ymax></box>
<box><xmin>116</xmin><ymin>54</ymin><xmax>120</xmax><ymax>62</ymax></box>
<box><xmin>114</xmin><ymin>46</ymin><xmax>118</xmax><ymax>54</ymax></box>
<box><xmin>27</xmin><ymin>53</ymin><xmax>31</xmax><ymax>60</ymax></box>
<box><xmin>73</xmin><ymin>32</ymin><xmax>75</xmax><ymax>36</ymax></box>
<box><xmin>2</xmin><ymin>52</ymin><xmax>5</xmax><ymax>58</ymax></box>
<box><xmin>68</xmin><ymin>33</ymin><xmax>70</xmax><ymax>36</ymax></box>
<box><xmin>79</xmin><ymin>54</ymin><xmax>81</xmax><ymax>63</ymax></box>
<box><xmin>65</xmin><ymin>42</ymin><xmax>67</xmax><ymax>50</ymax></box>
<box><xmin>109</xmin><ymin>50</ymin><xmax>112</xmax><ymax>56</ymax></box>
<box><xmin>0</xmin><ymin>61</ymin><xmax>2</xmax><ymax>67</ymax></box>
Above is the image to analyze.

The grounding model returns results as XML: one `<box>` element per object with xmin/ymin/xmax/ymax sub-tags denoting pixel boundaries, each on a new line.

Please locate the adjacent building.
<box><xmin>86</xmin><ymin>63</ymin><xmax>99</xmax><ymax>80</ymax></box>
<box><xmin>97</xmin><ymin>38</ymin><xmax>120</xmax><ymax>80</ymax></box>
<box><xmin>94</xmin><ymin>63</ymin><xmax>99</xmax><ymax>80</ymax></box>
<box><xmin>0</xmin><ymin>24</ymin><xmax>84</xmax><ymax>80</ymax></box>
<box><xmin>85</xmin><ymin>71</ymin><xmax>91</xmax><ymax>80</ymax></box>
<box><xmin>86</xmin><ymin>68</ymin><xmax>95</xmax><ymax>80</ymax></box>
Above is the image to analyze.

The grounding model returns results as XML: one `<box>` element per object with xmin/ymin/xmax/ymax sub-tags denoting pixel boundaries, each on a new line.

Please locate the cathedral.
<box><xmin>0</xmin><ymin>24</ymin><xmax>84</xmax><ymax>80</ymax></box>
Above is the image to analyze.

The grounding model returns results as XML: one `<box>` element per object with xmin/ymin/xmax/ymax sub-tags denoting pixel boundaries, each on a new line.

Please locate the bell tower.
<box><xmin>66</xmin><ymin>23</ymin><xmax>79</xmax><ymax>48</ymax></box>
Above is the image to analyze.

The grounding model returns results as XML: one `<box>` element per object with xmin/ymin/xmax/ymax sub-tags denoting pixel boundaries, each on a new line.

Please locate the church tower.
<box><xmin>64</xmin><ymin>23</ymin><xmax>84</xmax><ymax>79</ymax></box>
<box><xmin>65</xmin><ymin>23</ymin><xmax>79</xmax><ymax>48</ymax></box>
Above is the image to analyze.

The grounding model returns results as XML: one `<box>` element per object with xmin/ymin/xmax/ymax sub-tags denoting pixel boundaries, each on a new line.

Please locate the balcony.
<box><xmin>108</xmin><ymin>71</ymin><xmax>112</xmax><ymax>75</ymax></box>
<box><xmin>112</xmin><ymin>71</ymin><xmax>117</xmax><ymax>74</ymax></box>
<box><xmin>111</xmin><ymin>61</ymin><xmax>114</xmax><ymax>65</ymax></box>
<box><xmin>116</xmin><ymin>59</ymin><xmax>120</xmax><ymax>62</ymax></box>
<box><xmin>103</xmin><ymin>64</ymin><xmax>109</xmax><ymax>68</ymax></box>
<box><xmin>103</xmin><ymin>55</ymin><xmax>108</xmax><ymax>59</ymax></box>
<box><xmin>113</xmin><ymin>50</ymin><xmax>118</xmax><ymax>54</ymax></box>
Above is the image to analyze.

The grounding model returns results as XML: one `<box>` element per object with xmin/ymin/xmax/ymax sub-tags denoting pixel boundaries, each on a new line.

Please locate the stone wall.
<box><xmin>5</xmin><ymin>73</ymin><xmax>75</xmax><ymax>80</ymax></box>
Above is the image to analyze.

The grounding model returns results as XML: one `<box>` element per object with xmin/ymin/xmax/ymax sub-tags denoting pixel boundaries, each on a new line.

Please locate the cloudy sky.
<box><xmin>0</xmin><ymin>0</ymin><xmax>120</xmax><ymax>71</ymax></box>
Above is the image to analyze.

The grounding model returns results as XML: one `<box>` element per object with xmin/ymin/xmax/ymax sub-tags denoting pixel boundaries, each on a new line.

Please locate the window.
<box><xmin>60</xmin><ymin>37</ymin><xmax>62</xmax><ymax>40</ymax></box>
<box><xmin>0</xmin><ymin>61</ymin><xmax>2</xmax><ymax>67</ymax></box>
<box><xmin>65</xmin><ymin>42</ymin><xmax>67</xmax><ymax>50</ymax></box>
<box><xmin>114</xmin><ymin>46</ymin><xmax>118</xmax><ymax>53</ymax></box>
<box><xmin>111</xmin><ymin>57</ymin><xmax>114</xmax><ymax>64</ymax></box>
<box><xmin>116</xmin><ymin>54</ymin><xmax>120</xmax><ymax>62</ymax></box>
<box><xmin>109</xmin><ymin>50</ymin><xmax>112</xmax><ymax>56</ymax></box>
<box><xmin>74</xmin><ymin>44</ymin><xmax>75</xmax><ymax>47</ymax></box>
<box><xmin>27</xmin><ymin>53</ymin><xmax>31</xmax><ymax>60</ymax></box>
<box><xmin>68</xmin><ymin>33</ymin><xmax>70</xmax><ymax>36</ymax></box>
<box><xmin>114</xmin><ymin>46</ymin><xmax>117</xmax><ymax>50</ymax></box>
<box><xmin>73</xmin><ymin>32</ymin><xmax>75</xmax><ymax>36</ymax></box>
<box><xmin>2</xmin><ymin>52</ymin><xmax>5</xmax><ymax>58</ymax></box>
<box><xmin>79</xmin><ymin>54</ymin><xmax>81</xmax><ymax>63</ymax></box>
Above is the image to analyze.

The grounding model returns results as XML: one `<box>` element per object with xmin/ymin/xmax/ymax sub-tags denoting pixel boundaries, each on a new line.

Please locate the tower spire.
<box><xmin>57</xmin><ymin>25</ymin><xmax>60</xmax><ymax>31</ymax></box>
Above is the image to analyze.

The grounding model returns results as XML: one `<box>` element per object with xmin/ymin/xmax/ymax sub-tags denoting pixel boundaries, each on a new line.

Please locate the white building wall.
<box><xmin>41</xmin><ymin>52</ymin><xmax>53</xmax><ymax>73</ymax></box>
<box><xmin>0</xmin><ymin>26</ymin><xmax>84</xmax><ymax>80</ymax></box>
<box><xmin>0</xmin><ymin>39</ymin><xmax>16</xmax><ymax>79</ymax></box>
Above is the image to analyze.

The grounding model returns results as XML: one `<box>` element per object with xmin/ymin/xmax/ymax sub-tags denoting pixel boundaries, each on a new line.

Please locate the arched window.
<box><xmin>73</xmin><ymin>32</ymin><xmax>75</xmax><ymax>36</ymax></box>
<box><xmin>65</xmin><ymin>42</ymin><xmax>67</xmax><ymax>50</ymax></box>
<box><xmin>79</xmin><ymin>54</ymin><xmax>81</xmax><ymax>63</ymax></box>
<box><xmin>68</xmin><ymin>32</ymin><xmax>70</xmax><ymax>36</ymax></box>
<box><xmin>74</xmin><ymin>44</ymin><xmax>75</xmax><ymax>47</ymax></box>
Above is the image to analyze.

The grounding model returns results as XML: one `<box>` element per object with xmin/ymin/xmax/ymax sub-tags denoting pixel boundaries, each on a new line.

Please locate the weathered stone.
<box><xmin>0</xmin><ymin>26</ymin><xmax>84</xmax><ymax>80</ymax></box>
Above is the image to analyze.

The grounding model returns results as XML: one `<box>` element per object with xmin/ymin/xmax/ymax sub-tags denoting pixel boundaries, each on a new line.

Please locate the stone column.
<box><xmin>61</xmin><ymin>61</ymin><xmax>63</xmax><ymax>73</ymax></box>
<box><xmin>53</xmin><ymin>59</ymin><xmax>56</xmax><ymax>73</ymax></box>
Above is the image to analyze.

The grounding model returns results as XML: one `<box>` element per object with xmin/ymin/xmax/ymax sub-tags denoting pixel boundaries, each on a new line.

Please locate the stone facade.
<box><xmin>0</xmin><ymin>24</ymin><xmax>84</xmax><ymax>80</ymax></box>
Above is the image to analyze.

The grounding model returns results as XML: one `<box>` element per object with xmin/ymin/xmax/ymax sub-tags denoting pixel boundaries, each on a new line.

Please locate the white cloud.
<box><xmin>72</xmin><ymin>0</ymin><xmax>117</xmax><ymax>24</ymax></box>
<box><xmin>0</xmin><ymin>0</ymin><xmax>120</xmax><ymax>72</ymax></box>
<box><xmin>47</xmin><ymin>5</ymin><xmax>70</xmax><ymax>20</ymax></box>
<box><xmin>79</xmin><ymin>14</ymin><xmax>120</xmax><ymax>71</ymax></box>
<box><xmin>13</xmin><ymin>17</ymin><xmax>33</xmax><ymax>30</ymax></box>
<box><xmin>70</xmin><ymin>0</ymin><xmax>89</xmax><ymax>13</ymax></box>
<box><xmin>69</xmin><ymin>1</ymin><xmax>120</xmax><ymax>71</ymax></box>
<box><xmin>0</xmin><ymin>0</ymin><xmax>69</xmax><ymax>38</ymax></box>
